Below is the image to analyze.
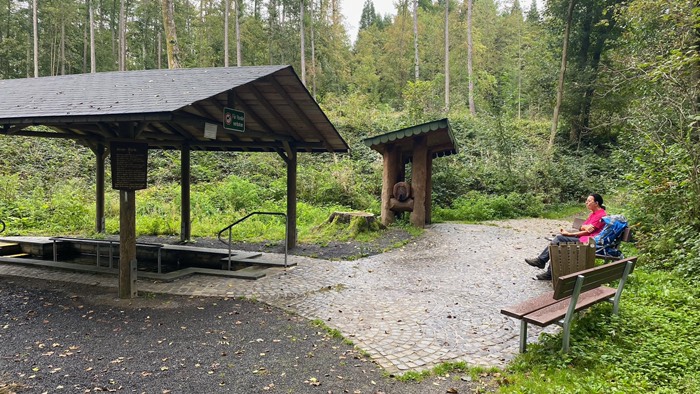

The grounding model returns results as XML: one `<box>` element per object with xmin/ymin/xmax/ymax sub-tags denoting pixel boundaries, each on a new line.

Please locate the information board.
<box><xmin>223</xmin><ymin>107</ymin><xmax>245</xmax><ymax>132</ymax></box>
<box><xmin>110</xmin><ymin>141</ymin><xmax>148</xmax><ymax>190</ymax></box>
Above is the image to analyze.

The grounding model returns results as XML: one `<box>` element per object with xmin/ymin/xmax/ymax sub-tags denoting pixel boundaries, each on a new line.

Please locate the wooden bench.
<box><xmin>571</xmin><ymin>217</ymin><xmax>632</xmax><ymax>261</ymax></box>
<box><xmin>501</xmin><ymin>256</ymin><xmax>637</xmax><ymax>353</ymax></box>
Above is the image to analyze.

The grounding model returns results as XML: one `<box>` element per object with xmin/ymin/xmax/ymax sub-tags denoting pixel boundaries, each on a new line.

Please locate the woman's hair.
<box><xmin>590</xmin><ymin>193</ymin><xmax>605</xmax><ymax>210</ymax></box>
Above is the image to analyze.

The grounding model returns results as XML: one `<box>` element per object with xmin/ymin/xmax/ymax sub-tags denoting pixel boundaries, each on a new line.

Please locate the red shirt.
<box><xmin>579</xmin><ymin>209</ymin><xmax>607</xmax><ymax>244</ymax></box>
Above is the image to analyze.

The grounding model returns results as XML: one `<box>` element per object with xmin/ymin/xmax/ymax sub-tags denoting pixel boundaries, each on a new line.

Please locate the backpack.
<box><xmin>593</xmin><ymin>215</ymin><xmax>628</xmax><ymax>258</ymax></box>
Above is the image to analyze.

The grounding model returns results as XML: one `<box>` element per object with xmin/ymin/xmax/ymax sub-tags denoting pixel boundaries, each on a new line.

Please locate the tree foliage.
<box><xmin>604</xmin><ymin>0</ymin><xmax>700</xmax><ymax>278</ymax></box>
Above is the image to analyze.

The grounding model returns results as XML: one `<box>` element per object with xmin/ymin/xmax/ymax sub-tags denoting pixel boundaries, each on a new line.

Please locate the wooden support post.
<box><xmin>119</xmin><ymin>189</ymin><xmax>137</xmax><ymax>299</ymax></box>
<box><xmin>410</xmin><ymin>136</ymin><xmax>428</xmax><ymax>227</ymax></box>
<box><xmin>117</xmin><ymin>122</ymin><xmax>137</xmax><ymax>299</ymax></box>
<box><xmin>381</xmin><ymin>144</ymin><xmax>399</xmax><ymax>226</ymax></box>
<box><xmin>425</xmin><ymin>155</ymin><xmax>433</xmax><ymax>224</ymax></box>
<box><xmin>180</xmin><ymin>143</ymin><xmax>191</xmax><ymax>242</ymax></box>
<box><xmin>286</xmin><ymin>147</ymin><xmax>297</xmax><ymax>249</ymax></box>
<box><xmin>94</xmin><ymin>143</ymin><xmax>106</xmax><ymax>233</ymax></box>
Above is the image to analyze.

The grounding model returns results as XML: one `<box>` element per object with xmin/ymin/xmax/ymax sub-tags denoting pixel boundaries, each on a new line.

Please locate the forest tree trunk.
<box><xmin>224</xmin><ymin>0</ymin><xmax>229</xmax><ymax>67</ymax></box>
<box><xmin>32</xmin><ymin>0</ymin><xmax>38</xmax><ymax>77</ymax></box>
<box><xmin>161</xmin><ymin>0</ymin><xmax>181</xmax><ymax>69</ymax></box>
<box><xmin>467</xmin><ymin>0</ymin><xmax>475</xmax><ymax>115</ymax></box>
<box><xmin>119</xmin><ymin>0</ymin><xmax>126</xmax><ymax>71</ymax></box>
<box><xmin>235</xmin><ymin>0</ymin><xmax>241</xmax><ymax>66</ymax></box>
<box><xmin>444</xmin><ymin>0</ymin><xmax>449</xmax><ymax>110</ymax></box>
<box><xmin>89</xmin><ymin>0</ymin><xmax>96</xmax><ymax>72</ymax></box>
<box><xmin>413</xmin><ymin>0</ymin><xmax>419</xmax><ymax>81</ymax></box>
<box><xmin>300</xmin><ymin>0</ymin><xmax>306</xmax><ymax>85</ymax></box>
<box><xmin>548</xmin><ymin>0</ymin><xmax>576</xmax><ymax>152</ymax></box>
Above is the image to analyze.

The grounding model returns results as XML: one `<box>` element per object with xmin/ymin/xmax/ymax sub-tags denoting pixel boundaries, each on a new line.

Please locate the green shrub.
<box><xmin>434</xmin><ymin>191</ymin><xmax>544</xmax><ymax>222</ymax></box>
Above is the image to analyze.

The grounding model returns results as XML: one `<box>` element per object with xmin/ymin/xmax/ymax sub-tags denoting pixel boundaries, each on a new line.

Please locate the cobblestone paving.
<box><xmin>0</xmin><ymin>219</ymin><xmax>567</xmax><ymax>374</ymax></box>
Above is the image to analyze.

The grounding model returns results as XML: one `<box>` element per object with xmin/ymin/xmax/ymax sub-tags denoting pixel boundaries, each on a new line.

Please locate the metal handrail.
<box><xmin>0</xmin><ymin>219</ymin><xmax>5</xmax><ymax>234</ymax></box>
<box><xmin>217</xmin><ymin>211</ymin><xmax>288</xmax><ymax>269</ymax></box>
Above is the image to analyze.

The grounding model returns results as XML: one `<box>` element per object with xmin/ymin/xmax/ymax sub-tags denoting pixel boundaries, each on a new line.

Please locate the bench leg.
<box><xmin>520</xmin><ymin>320</ymin><xmax>528</xmax><ymax>353</ymax></box>
<box><xmin>562</xmin><ymin>321</ymin><xmax>571</xmax><ymax>353</ymax></box>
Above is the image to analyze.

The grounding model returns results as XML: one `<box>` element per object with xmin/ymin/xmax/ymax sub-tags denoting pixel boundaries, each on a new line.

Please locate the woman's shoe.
<box><xmin>535</xmin><ymin>271</ymin><xmax>552</xmax><ymax>280</ymax></box>
<box><xmin>525</xmin><ymin>257</ymin><xmax>546</xmax><ymax>269</ymax></box>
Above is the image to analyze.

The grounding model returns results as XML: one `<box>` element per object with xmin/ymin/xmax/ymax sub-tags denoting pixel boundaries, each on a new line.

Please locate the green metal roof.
<box><xmin>363</xmin><ymin>118</ymin><xmax>458</xmax><ymax>159</ymax></box>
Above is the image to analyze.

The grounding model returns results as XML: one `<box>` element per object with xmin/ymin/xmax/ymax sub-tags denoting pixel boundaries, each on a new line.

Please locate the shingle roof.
<box><xmin>0</xmin><ymin>66</ymin><xmax>348</xmax><ymax>153</ymax></box>
<box><xmin>363</xmin><ymin>118</ymin><xmax>458</xmax><ymax>159</ymax></box>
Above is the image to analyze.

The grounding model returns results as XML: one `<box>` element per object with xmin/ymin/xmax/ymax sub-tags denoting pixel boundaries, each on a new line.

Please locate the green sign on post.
<box><xmin>223</xmin><ymin>107</ymin><xmax>245</xmax><ymax>132</ymax></box>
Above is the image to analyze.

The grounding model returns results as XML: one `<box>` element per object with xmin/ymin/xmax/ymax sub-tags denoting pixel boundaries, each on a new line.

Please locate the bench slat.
<box><xmin>553</xmin><ymin>256</ymin><xmax>637</xmax><ymax>299</ymax></box>
<box><xmin>523</xmin><ymin>286</ymin><xmax>617</xmax><ymax>326</ymax></box>
<box><xmin>500</xmin><ymin>291</ymin><xmax>556</xmax><ymax>319</ymax></box>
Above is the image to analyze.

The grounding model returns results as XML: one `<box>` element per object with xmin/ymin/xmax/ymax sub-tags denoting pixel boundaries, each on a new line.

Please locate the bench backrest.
<box><xmin>553</xmin><ymin>256</ymin><xmax>638</xmax><ymax>299</ymax></box>
<box><xmin>549</xmin><ymin>241</ymin><xmax>595</xmax><ymax>290</ymax></box>
<box><xmin>619</xmin><ymin>226</ymin><xmax>632</xmax><ymax>243</ymax></box>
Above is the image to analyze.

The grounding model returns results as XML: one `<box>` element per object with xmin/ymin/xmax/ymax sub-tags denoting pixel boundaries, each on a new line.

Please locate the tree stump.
<box><xmin>328</xmin><ymin>211</ymin><xmax>376</xmax><ymax>225</ymax></box>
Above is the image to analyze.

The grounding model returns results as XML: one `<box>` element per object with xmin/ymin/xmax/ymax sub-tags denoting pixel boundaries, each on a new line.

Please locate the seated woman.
<box><xmin>525</xmin><ymin>193</ymin><xmax>607</xmax><ymax>280</ymax></box>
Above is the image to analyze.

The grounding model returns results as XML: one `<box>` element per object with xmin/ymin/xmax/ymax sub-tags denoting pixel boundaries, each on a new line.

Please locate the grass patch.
<box><xmin>311</xmin><ymin>319</ymin><xmax>352</xmax><ymax>345</ymax></box>
<box><xmin>394</xmin><ymin>361</ymin><xmax>502</xmax><ymax>384</ymax></box>
<box><xmin>500</xmin><ymin>267</ymin><xmax>700</xmax><ymax>393</ymax></box>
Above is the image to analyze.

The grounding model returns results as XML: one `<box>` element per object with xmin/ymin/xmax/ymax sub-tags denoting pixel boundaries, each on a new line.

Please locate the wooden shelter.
<box><xmin>0</xmin><ymin>65</ymin><xmax>348</xmax><ymax>298</ymax></box>
<box><xmin>363</xmin><ymin>119</ymin><xmax>457</xmax><ymax>227</ymax></box>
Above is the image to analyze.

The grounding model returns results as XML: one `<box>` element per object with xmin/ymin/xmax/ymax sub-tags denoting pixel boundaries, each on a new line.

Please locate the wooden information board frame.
<box><xmin>110</xmin><ymin>141</ymin><xmax>148</xmax><ymax>191</ymax></box>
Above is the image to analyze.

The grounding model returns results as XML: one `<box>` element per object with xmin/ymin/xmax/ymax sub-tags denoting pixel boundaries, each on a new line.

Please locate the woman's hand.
<box><xmin>581</xmin><ymin>224</ymin><xmax>595</xmax><ymax>233</ymax></box>
<box><xmin>559</xmin><ymin>228</ymin><xmax>572</xmax><ymax>236</ymax></box>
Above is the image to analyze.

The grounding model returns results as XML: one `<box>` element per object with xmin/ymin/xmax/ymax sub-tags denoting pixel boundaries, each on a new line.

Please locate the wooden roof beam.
<box><xmin>245</xmin><ymin>84</ymin><xmax>303</xmax><ymax>141</ymax></box>
<box><xmin>0</xmin><ymin>127</ymin><xmax>102</xmax><ymax>141</ymax></box>
<box><xmin>266</xmin><ymin>76</ymin><xmax>334</xmax><ymax>152</ymax></box>
<box><xmin>163</xmin><ymin>122</ymin><xmax>197</xmax><ymax>141</ymax></box>
<box><xmin>223</xmin><ymin>94</ymin><xmax>278</xmax><ymax>136</ymax></box>
<box><xmin>0</xmin><ymin>112</ymin><xmax>172</xmax><ymax>126</ymax></box>
<box><xmin>173</xmin><ymin>111</ymin><xmax>293</xmax><ymax>142</ymax></box>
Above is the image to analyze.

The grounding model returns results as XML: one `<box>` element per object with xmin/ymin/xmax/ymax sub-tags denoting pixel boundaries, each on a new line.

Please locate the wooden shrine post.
<box><xmin>410</xmin><ymin>136</ymin><xmax>428</xmax><ymax>227</ymax></box>
<box><xmin>425</xmin><ymin>155</ymin><xmax>433</xmax><ymax>224</ymax></box>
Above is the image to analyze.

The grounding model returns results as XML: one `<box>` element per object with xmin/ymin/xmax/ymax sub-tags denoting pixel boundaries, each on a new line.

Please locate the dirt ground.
<box><xmin>0</xmin><ymin>226</ymin><xmax>503</xmax><ymax>394</ymax></box>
